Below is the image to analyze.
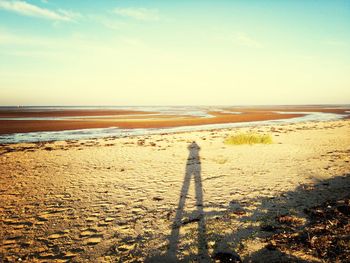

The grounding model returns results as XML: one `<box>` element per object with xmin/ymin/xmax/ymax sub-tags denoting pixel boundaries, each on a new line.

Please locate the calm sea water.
<box><xmin>0</xmin><ymin>106</ymin><xmax>348</xmax><ymax>144</ymax></box>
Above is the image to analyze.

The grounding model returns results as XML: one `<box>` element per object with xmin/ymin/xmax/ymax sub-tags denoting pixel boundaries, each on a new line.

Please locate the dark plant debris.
<box><xmin>266</xmin><ymin>195</ymin><xmax>350</xmax><ymax>262</ymax></box>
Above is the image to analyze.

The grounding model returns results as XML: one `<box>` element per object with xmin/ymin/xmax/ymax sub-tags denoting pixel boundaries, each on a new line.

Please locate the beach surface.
<box><xmin>0</xmin><ymin>119</ymin><xmax>349</xmax><ymax>262</ymax></box>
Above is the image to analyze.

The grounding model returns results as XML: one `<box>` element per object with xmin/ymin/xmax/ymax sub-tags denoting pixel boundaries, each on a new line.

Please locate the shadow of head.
<box><xmin>187</xmin><ymin>141</ymin><xmax>201</xmax><ymax>161</ymax></box>
<box><xmin>188</xmin><ymin>141</ymin><xmax>200</xmax><ymax>150</ymax></box>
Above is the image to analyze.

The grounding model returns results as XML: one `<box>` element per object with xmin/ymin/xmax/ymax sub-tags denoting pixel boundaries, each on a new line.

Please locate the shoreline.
<box><xmin>0</xmin><ymin>106</ymin><xmax>349</xmax><ymax>138</ymax></box>
<box><xmin>1</xmin><ymin>118</ymin><xmax>349</xmax><ymax>147</ymax></box>
<box><xmin>0</xmin><ymin>114</ymin><xmax>348</xmax><ymax>145</ymax></box>
<box><xmin>1</xmin><ymin>114</ymin><xmax>349</xmax><ymax>145</ymax></box>
<box><xmin>0</xmin><ymin>112</ymin><xmax>304</xmax><ymax>135</ymax></box>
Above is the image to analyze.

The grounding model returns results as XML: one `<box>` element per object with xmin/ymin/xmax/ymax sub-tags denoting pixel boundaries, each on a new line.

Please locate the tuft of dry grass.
<box><xmin>224</xmin><ymin>133</ymin><xmax>272</xmax><ymax>145</ymax></box>
<box><xmin>213</xmin><ymin>157</ymin><xmax>228</xmax><ymax>164</ymax></box>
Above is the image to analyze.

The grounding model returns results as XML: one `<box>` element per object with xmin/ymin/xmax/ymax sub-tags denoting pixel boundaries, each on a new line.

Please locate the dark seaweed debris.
<box><xmin>266</xmin><ymin>196</ymin><xmax>350</xmax><ymax>262</ymax></box>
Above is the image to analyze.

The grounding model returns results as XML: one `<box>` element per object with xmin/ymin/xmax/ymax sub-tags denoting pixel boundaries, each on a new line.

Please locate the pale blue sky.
<box><xmin>0</xmin><ymin>0</ymin><xmax>349</xmax><ymax>105</ymax></box>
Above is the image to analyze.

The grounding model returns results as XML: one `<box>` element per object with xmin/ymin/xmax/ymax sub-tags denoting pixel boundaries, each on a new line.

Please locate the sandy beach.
<box><xmin>0</xmin><ymin>119</ymin><xmax>349</xmax><ymax>262</ymax></box>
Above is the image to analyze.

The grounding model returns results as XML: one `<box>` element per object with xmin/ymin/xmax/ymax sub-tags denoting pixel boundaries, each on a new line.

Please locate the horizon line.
<box><xmin>0</xmin><ymin>103</ymin><xmax>349</xmax><ymax>108</ymax></box>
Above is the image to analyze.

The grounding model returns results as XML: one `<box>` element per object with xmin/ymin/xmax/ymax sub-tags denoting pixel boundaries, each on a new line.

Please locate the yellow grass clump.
<box><xmin>224</xmin><ymin>133</ymin><xmax>272</xmax><ymax>145</ymax></box>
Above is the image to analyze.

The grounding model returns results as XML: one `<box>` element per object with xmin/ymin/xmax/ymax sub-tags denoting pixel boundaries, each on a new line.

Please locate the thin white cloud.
<box><xmin>0</xmin><ymin>0</ymin><xmax>78</xmax><ymax>21</ymax></box>
<box><xmin>88</xmin><ymin>14</ymin><xmax>125</xmax><ymax>30</ymax></box>
<box><xmin>0</xmin><ymin>28</ymin><xmax>141</xmax><ymax>59</ymax></box>
<box><xmin>57</xmin><ymin>9</ymin><xmax>82</xmax><ymax>20</ymax></box>
<box><xmin>118</xmin><ymin>36</ymin><xmax>145</xmax><ymax>48</ymax></box>
<box><xmin>323</xmin><ymin>40</ymin><xmax>348</xmax><ymax>47</ymax></box>
<box><xmin>210</xmin><ymin>28</ymin><xmax>263</xmax><ymax>49</ymax></box>
<box><xmin>0</xmin><ymin>29</ymin><xmax>57</xmax><ymax>47</ymax></box>
<box><xmin>235</xmin><ymin>33</ymin><xmax>263</xmax><ymax>48</ymax></box>
<box><xmin>113</xmin><ymin>7</ymin><xmax>159</xmax><ymax>21</ymax></box>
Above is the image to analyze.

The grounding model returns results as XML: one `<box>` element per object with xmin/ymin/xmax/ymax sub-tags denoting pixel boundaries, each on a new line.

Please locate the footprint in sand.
<box><xmin>131</xmin><ymin>206</ymin><xmax>145</xmax><ymax>213</ymax></box>
<box><xmin>80</xmin><ymin>228</ymin><xmax>98</xmax><ymax>238</ymax></box>
<box><xmin>104</xmin><ymin>217</ymin><xmax>115</xmax><ymax>222</ymax></box>
<box><xmin>36</xmin><ymin>214</ymin><xmax>49</xmax><ymax>222</ymax></box>
<box><xmin>85</xmin><ymin>234</ymin><xmax>103</xmax><ymax>245</ymax></box>
<box><xmin>48</xmin><ymin>231</ymin><xmax>66</xmax><ymax>239</ymax></box>
<box><xmin>3</xmin><ymin>238</ymin><xmax>19</xmax><ymax>246</ymax></box>
<box><xmin>86</xmin><ymin>216</ymin><xmax>99</xmax><ymax>222</ymax></box>
<box><xmin>98</xmin><ymin>221</ymin><xmax>109</xmax><ymax>227</ymax></box>
<box><xmin>63</xmin><ymin>251</ymin><xmax>79</xmax><ymax>259</ymax></box>
<box><xmin>3</xmin><ymin>219</ymin><xmax>33</xmax><ymax>229</ymax></box>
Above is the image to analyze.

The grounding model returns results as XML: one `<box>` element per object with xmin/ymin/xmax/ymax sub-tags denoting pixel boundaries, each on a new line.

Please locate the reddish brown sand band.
<box><xmin>0</xmin><ymin>107</ymin><xmax>348</xmax><ymax>135</ymax></box>
<box><xmin>0</xmin><ymin>110</ymin><xmax>155</xmax><ymax>118</ymax></box>
<box><xmin>225</xmin><ymin>107</ymin><xmax>350</xmax><ymax>114</ymax></box>
<box><xmin>0</xmin><ymin>112</ymin><xmax>303</xmax><ymax>134</ymax></box>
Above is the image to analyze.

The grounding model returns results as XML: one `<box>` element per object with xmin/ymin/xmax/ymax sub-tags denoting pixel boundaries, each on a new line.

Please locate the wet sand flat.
<box><xmin>1</xmin><ymin>106</ymin><xmax>349</xmax><ymax>134</ymax></box>
<box><xmin>0</xmin><ymin>120</ymin><xmax>350</xmax><ymax>262</ymax></box>
<box><xmin>0</xmin><ymin>109</ymin><xmax>156</xmax><ymax>118</ymax></box>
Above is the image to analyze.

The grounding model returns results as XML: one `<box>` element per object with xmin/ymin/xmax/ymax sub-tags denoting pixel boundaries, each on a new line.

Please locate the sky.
<box><xmin>0</xmin><ymin>0</ymin><xmax>349</xmax><ymax>106</ymax></box>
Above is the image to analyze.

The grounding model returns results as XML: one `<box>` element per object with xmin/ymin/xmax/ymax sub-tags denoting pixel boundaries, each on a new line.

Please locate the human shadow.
<box><xmin>145</xmin><ymin>142</ymin><xmax>244</xmax><ymax>262</ymax></box>
<box><xmin>167</xmin><ymin>141</ymin><xmax>209</xmax><ymax>261</ymax></box>
<box><xmin>144</xmin><ymin>144</ymin><xmax>350</xmax><ymax>262</ymax></box>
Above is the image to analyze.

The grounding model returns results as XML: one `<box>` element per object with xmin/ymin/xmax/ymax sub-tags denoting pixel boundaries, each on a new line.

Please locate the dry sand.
<box><xmin>0</xmin><ymin>120</ymin><xmax>349</xmax><ymax>262</ymax></box>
